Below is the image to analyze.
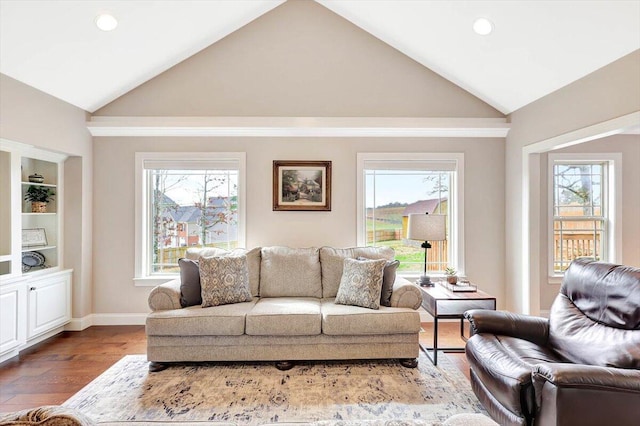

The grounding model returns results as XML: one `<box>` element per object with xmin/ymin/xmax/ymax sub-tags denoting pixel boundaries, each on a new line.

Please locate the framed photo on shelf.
<box><xmin>273</xmin><ymin>160</ymin><xmax>331</xmax><ymax>211</ymax></box>
<box><xmin>22</xmin><ymin>228</ymin><xmax>47</xmax><ymax>248</ymax></box>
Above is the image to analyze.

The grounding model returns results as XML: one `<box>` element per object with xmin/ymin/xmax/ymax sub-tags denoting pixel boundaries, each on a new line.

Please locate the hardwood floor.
<box><xmin>0</xmin><ymin>322</ymin><xmax>471</xmax><ymax>413</ymax></box>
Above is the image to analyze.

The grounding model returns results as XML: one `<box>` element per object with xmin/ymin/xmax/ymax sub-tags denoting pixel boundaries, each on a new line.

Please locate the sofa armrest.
<box><xmin>389</xmin><ymin>276</ymin><xmax>422</xmax><ymax>310</ymax></box>
<box><xmin>464</xmin><ymin>309</ymin><xmax>549</xmax><ymax>346</ymax></box>
<box><xmin>0</xmin><ymin>405</ymin><xmax>94</xmax><ymax>426</ymax></box>
<box><xmin>148</xmin><ymin>279</ymin><xmax>182</xmax><ymax>311</ymax></box>
<box><xmin>533</xmin><ymin>363</ymin><xmax>640</xmax><ymax>425</ymax></box>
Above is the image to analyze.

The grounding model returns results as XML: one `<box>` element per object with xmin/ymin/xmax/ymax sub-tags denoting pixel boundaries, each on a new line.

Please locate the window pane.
<box><xmin>553</xmin><ymin>219</ymin><xmax>604</xmax><ymax>272</ymax></box>
<box><xmin>553</xmin><ymin>163</ymin><xmax>605</xmax><ymax>216</ymax></box>
<box><xmin>364</xmin><ymin>170</ymin><xmax>451</xmax><ymax>273</ymax></box>
<box><xmin>148</xmin><ymin>169</ymin><xmax>238</xmax><ymax>274</ymax></box>
<box><xmin>551</xmin><ymin>159</ymin><xmax>612</xmax><ymax>275</ymax></box>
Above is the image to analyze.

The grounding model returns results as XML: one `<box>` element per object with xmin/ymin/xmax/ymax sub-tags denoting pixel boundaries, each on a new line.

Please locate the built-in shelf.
<box><xmin>1</xmin><ymin>139</ymin><xmax>71</xmax><ymax>364</ymax></box>
<box><xmin>21</xmin><ymin>246</ymin><xmax>56</xmax><ymax>252</ymax></box>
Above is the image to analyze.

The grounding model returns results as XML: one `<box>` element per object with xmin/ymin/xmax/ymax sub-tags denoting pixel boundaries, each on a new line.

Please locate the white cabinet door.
<box><xmin>0</xmin><ymin>280</ymin><xmax>27</xmax><ymax>355</ymax></box>
<box><xmin>27</xmin><ymin>271</ymin><xmax>71</xmax><ymax>339</ymax></box>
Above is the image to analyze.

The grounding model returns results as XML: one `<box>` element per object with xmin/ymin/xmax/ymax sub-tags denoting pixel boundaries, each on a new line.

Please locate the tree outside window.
<box><xmin>148</xmin><ymin>169</ymin><xmax>238</xmax><ymax>274</ymax></box>
<box><xmin>552</xmin><ymin>162</ymin><xmax>606</xmax><ymax>272</ymax></box>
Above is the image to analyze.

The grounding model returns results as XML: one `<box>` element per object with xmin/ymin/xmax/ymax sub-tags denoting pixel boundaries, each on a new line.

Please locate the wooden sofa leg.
<box><xmin>400</xmin><ymin>358</ymin><xmax>418</xmax><ymax>368</ymax></box>
<box><xmin>275</xmin><ymin>361</ymin><xmax>295</xmax><ymax>371</ymax></box>
<box><xmin>148</xmin><ymin>362</ymin><xmax>168</xmax><ymax>372</ymax></box>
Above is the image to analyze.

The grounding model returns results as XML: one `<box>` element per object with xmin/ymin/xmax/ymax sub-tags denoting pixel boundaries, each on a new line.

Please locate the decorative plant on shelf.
<box><xmin>445</xmin><ymin>266</ymin><xmax>458</xmax><ymax>284</ymax></box>
<box><xmin>24</xmin><ymin>186</ymin><xmax>55</xmax><ymax>213</ymax></box>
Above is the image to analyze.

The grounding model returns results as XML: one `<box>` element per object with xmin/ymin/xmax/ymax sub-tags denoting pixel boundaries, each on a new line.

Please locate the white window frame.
<box><xmin>134</xmin><ymin>152</ymin><xmax>246</xmax><ymax>286</ymax></box>
<box><xmin>356</xmin><ymin>152</ymin><xmax>465</xmax><ymax>277</ymax></box>
<box><xmin>547</xmin><ymin>153</ymin><xmax>622</xmax><ymax>280</ymax></box>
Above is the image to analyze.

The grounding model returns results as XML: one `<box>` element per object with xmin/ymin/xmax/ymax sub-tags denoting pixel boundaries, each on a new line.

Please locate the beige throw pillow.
<box><xmin>335</xmin><ymin>258</ymin><xmax>387</xmax><ymax>310</ymax></box>
<box><xmin>199</xmin><ymin>255</ymin><xmax>252</xmax><ymax>307</ymax></box>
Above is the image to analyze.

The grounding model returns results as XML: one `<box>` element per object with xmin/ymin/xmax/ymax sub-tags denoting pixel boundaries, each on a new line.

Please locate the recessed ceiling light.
<box><xmin>473</xmin><ymin>17</ymin><xmax>493</xmax><ymax>35</ymax></box>
<box><xmin>95</xmin><ymin>13</ymin><xmax>118</xmax><ymax>32</ymax></box>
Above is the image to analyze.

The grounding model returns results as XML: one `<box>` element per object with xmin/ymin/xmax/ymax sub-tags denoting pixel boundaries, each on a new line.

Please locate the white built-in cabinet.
<box><xmin>0</xmin><ymin>139</ymin><xmax>72</xmax><ymax>363</ymax></box>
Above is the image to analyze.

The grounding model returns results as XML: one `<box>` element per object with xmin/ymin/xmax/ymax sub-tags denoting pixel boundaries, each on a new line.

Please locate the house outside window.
<box><xmin>549</xmin><ymin>153</ymin><xmax>621</xmax><ymax>276</ymax></box>
<box><xmin>357</xmin><ymin>153</ymin><xmax>464</xmax><ymax>275</ymax></box>
<box><xmin>135</xmin><ymin>152</ymin><xmax>246</xmax><ymax>284</ymax></box>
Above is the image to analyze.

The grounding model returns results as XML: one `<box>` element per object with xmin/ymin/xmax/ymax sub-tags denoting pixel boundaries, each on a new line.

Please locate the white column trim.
<box><xmin>521</xmin><ymin>111</ymin><xmax>639</xmax><ymax>315</ymax></box>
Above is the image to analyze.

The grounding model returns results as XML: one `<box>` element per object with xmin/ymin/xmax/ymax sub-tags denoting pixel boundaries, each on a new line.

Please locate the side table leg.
<box><xmin>433</xmin><ymin>317</ymin><xmax>438</xmax><ymax>365</ymax></box>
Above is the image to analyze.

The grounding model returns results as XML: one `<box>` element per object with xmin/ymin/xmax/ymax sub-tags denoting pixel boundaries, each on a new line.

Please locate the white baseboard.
<box><xmin>92</xmin><ymin>313</ymin><xmax>147</xmax><ymax>325</ymax></box>
<box><xmin>68</xmin><ymin>311</ymin><xmax>448</xmax><ymax>327</ymax></box>
<box><xmin>66</xmin><ymin>315</ymin><xmax>94</xmax><ymax>331</ymax></box>
<box><xmin>65</xmin><ymin>313</ymin><xmax>147</xmax><ymax>330</ymax></box>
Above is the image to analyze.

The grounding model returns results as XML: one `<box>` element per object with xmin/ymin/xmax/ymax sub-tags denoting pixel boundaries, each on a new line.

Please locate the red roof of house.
<box><xmin>402</xmin><ymin>198</ymin><xmax>446</xmax><ymax>216</ymax></box>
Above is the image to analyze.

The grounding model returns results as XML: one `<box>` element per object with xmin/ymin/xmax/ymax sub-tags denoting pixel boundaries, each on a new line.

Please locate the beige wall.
<box><xmin>93</xmin><ymin>137</ymin><xmax>505</xmax><ymax>314</ymax></box>
<box><xmin>0</xmin><ymin>74</ymin><xmax>94</xmax><ymax>319</ymax></box>
<box><xmin>95</xmin><ymin>0</ymin><xmax>502</xmax><ymax>119</ymax></box>
<box><xmin>505</xmin><ymin>50</ymin><xmax>640</xmax><ymax>313</ymax></box>
<box><xmin>90</xmin><ymin>0</ymin><xmax>507</xmax><ymax>317</ymax></box>
<box><xmin>537</xmin><ymin>135</ymin><xmax>640</xmax><ymax>311</ymax></box>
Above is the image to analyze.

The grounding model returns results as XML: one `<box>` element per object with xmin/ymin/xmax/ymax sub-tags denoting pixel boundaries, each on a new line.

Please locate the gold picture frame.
<box><xmin>273</xmin><ymin>161</ymin><xmax>332</xmax><ymax>211</ymax></box>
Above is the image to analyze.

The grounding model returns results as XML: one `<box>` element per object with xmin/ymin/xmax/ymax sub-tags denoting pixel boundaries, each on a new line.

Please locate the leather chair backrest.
<box><xmin>548</xmin><ymin>259</ymin><xmax>640</xmax><ymax>368</ymax></box>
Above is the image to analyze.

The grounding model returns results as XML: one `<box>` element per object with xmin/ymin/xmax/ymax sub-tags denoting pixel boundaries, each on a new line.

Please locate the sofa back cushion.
<box><xmin>549</xmin><ymin>259</ymin><xmax>640</xmax><ymax>368</ymax></box>
<box><xmin>186</xmin><ymin>247</ymin><xmax>261</xmax><ymax>297</ymax></box>
<box><xmin>260</xmin><ymin>246</ymin><xmax>321</xmax><ymax>298</ymax></box>
<box><xmin>320</xmin><ymin>246</ymin><xmax>395</xmax><ymax>298</ymax></box>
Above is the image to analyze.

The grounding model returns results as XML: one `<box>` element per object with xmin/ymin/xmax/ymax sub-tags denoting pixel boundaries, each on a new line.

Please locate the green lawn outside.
<box><xmin>378</xmin><ymin>239</ymin><xmax>423</xmax><ymax>272</ymax></box>
<box><xmin>366</xmin><ymin>219</ymin><xmax>402</xmax><ymax>230</ymax></box>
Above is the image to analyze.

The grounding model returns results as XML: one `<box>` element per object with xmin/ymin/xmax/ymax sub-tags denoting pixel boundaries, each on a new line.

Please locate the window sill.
<box><xmin>548</xmin><ymin>276</ymin><xmax>563</xmax><ymax>285</ymax></box>
<box><xmin>134</xmin><ymin>276</ymin><xmax>177</xmax><ymax>287</ymax></box>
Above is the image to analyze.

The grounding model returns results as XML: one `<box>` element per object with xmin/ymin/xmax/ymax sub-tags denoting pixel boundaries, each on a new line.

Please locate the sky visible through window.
<box><xmin>365</xmin><ymin>170</ymin><xmax>447</xmax><ymax>207</ymax></box>
<box><xmin>159</xmin><ymin>170</ymin><xmax>237</xmax><ymax>206</ymax></box>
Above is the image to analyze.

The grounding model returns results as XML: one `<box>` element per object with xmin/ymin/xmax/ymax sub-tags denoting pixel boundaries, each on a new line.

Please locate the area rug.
<box><xmin>63</xmin><ymin>353</ymin><xmax>486</xmax><ymax>425</ymax></box>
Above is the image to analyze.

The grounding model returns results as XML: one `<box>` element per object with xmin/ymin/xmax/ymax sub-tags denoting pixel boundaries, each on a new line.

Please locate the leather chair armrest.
<box><xmin>533</xmin><ymin>363</ymin><xmax>640</xmax><ymax>426</ymax></box>
<box><xmin>533</xmin><ymin>363</ymin><xmax>640</xmax><ymax>393</ymax></box>
<box><xmin>390</xmin><ymin>276</ymin><xmax>422</xmax><ymax>310</ymax></box>
<box><xmin>464</xmin><ymin>309</ymin><xmax>549</xmax><ymax>345</ymax></box>
<box><xmin>148</xmin><ymin>279</ymin><xmax>182</xmax><ymax>311</ymax></box>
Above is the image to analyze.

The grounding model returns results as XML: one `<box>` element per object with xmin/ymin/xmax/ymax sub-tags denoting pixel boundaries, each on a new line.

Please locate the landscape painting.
<box><xmin>273</xmin><ymin>161</ymin><xmax>331</xmax><ymax>211</ymax></box>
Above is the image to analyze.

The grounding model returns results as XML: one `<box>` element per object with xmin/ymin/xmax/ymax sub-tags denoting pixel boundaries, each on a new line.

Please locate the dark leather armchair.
<box><xmin>464</xmin><ymin>259</ymin><xmax>640</xmax><ymax>426</ymax></box>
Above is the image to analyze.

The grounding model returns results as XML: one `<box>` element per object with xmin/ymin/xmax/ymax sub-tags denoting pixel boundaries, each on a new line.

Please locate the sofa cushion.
<box><xmin>320</xmin><ymin>246</ymin><xmax>395</xmax><ymax>298</ymax></box>
<box><xmin>179</xmin><ymin>258</ymin><xmax>201</xmax><ymax>307</ymax></box>
<box><xmin>199</xmin><ymin>255</ymin><xmax>252</xmax><ymax>307</ymax></box>
<box><xmin>186</xmin><ymin>247</ymin><xmax>261</xmax><ymax>297</ymax></box>
<box><xmin>245</xmin><ymin>297</ymin><xmax>321</xmax><ymax>336</ymax></box>
<box><xmin>335</xmin><ymin>258</ymin><xmax>387</xmax><ymax>310</ymax></box>
<box><xmin>260</xmin><ymin>247</ymin><xmax>321</xmax><ymax>298</ymax></box>
<box><xmin>357</xmin><ymin>257</ymin><xmax>399</xmax><ymax>307</ymax></box>
<box><xmin>321</xmin><ymin>299</ymin><xmax>420</xmax><ymax>335</ymax></box>
<box><xmin>146</xmin><ymin>300</ymin><xmax>258</xmax><ymax>336</ymax></box>
<box><xmin>380</xmin><ymin>260</ymin><xmax>400</xmax><ymax>307</ymax></box>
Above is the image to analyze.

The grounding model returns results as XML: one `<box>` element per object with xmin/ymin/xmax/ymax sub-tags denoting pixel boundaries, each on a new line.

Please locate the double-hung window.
<box><xmin>357</xmin><ymin>153</ymin><xmax>464</xmax><ymax>275</ymax></box>
<box><xmin>135</xmin><ymin>152</ymin><xmax>246</xmax><ymax>284</ymax></box>
<box><xmin>549</xmin><ymin>153</ymin><xmax>621</xmax><ymax>275</ymax></box>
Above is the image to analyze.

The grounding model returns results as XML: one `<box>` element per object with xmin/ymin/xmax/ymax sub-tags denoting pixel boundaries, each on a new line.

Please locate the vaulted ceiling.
<box><xmin>1</xmin><ymin>0</ymin><xmax>639</xmax><ymax>114</ymax></box>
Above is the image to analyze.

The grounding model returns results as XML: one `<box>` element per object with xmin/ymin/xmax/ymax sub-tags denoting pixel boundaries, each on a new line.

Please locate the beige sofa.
<box><xmin>146</xmin><ymin>246</ymin><xmax>423</xmax><ymax>371</ymax></box>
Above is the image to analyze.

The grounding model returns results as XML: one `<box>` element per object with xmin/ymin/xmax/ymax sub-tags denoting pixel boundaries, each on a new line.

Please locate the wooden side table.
<box><xmin>419</xmin><ymin>283</ymin><xmax>496</xmax><ymax>365</ymax></box>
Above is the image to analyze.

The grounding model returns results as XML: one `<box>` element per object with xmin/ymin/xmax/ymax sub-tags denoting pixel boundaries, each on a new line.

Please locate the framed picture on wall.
<box><xmin>273</xmin><ymin>160</ymin><xmax>332</xmax><ymax>211</ymax></box>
